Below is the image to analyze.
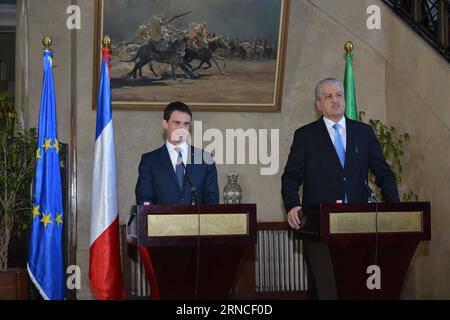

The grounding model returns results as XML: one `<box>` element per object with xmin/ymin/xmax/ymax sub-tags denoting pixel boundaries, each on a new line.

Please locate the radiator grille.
<box><xmin>129</xmin><ymin>251</ymin><xmax>150</xmax><ymax>297</ymax></box>
<box><xmin>256</xmin><ymin>229</ymin><xmax>308</xmax><ymax>292</ymax></box>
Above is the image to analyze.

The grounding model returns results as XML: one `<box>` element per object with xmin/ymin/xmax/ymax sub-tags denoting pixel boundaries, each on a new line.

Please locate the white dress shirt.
<box><xmin>166</xmin><ymin>140</ymin><xmax>188</xmax><ymax>171</ymax></box>
<box><xmin>323</xmin><ymin>116</ymin><xmax>347</xmax><ymax>150</ymax></box>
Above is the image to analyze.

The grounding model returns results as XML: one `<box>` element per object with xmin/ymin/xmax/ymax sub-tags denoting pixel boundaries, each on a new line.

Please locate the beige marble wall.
<box><xmin>25</xmin><ymin>0</ymin><xmax>72</xmax><ymax>140</ymax></box>
<box><xmin>383</xmin><ymin>27</ymin><xmax>450</xmax><ymax>299</ymax></box>
<box><xmin>21</xmin><ymin>0</ymin><xmax>449</xmax><ymax>299</ymax></box>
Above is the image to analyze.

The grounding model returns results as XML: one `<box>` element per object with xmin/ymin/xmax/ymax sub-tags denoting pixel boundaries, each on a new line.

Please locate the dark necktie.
<box><xmin>174</xmin><ymin>147</ymin><xmax>184</xmax><ymax>189</ymax></box>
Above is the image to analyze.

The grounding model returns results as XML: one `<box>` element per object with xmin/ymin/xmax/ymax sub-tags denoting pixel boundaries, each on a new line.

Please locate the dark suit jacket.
<box><xmin>281</xmin><ymin>117</ymin><xmax>400</xmax><ymax>211</ymax></box>
<box><xmin>135</xmin><ymin>144</ymin><xmax>219</xmax><ymax>205</ymax></box>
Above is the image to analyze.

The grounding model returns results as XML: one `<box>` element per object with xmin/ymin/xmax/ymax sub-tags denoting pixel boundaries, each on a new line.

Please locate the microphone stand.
<box><xmin>180</xmin><ymin>160</ymin><xmax>201</xmax><ymax>299</ymax></box>
<box><xmin>182</xmin><ymin>163</ymin><xmax>198</xmax><ymax>205</ymax></box>
<box><xmin>354</xmin><ymin>146</ymin><xmax>379</xmax><ymax>298</ymax></box>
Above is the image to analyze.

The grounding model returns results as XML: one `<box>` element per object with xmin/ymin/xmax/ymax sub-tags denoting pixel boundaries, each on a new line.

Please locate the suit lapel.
<box><xmin>345</xmin><ymin>117</ymin><xmax>355</xmax><ymax>171</ymax></box>
<box><xmin>315</xmin><ymin>117</ymin><xmax>344</xmax><ymax>171</ymax></box>
<box><xmin>158</xmin><ymin>145</ymin><xmax>182</xmax><ymax>192</ymax></box>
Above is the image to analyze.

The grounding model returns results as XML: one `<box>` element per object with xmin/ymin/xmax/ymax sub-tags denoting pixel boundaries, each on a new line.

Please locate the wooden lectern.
<box><xmin>297</xmin><ymin>202</ymin><xmax>430</xmax><ymax>299</ymax></box>
<box><xmin>127</xmin><ymin>204</ymin><xmax>257</xmax><ymax>300</ymax></box>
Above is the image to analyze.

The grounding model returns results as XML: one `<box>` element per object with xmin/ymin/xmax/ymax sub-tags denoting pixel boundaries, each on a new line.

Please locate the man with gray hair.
<box><xmin>281</xmin><ymin>77</ymin><xmax>399</xmax><ymax>299</ymax></box>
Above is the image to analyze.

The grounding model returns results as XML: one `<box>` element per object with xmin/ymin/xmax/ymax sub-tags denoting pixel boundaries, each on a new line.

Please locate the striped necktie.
<box><xmin>332</xmin><ymin>123</ymin><xmax>345</xmax><ymax>168</ymax></box>
<box><xmin>333</xmin><ymin>123</ymin><xmax>347</xmax><ymax>203</ymax></box>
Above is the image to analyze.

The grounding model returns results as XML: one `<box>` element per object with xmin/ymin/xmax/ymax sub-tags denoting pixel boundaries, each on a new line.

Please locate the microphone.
<box><xmin>179</xmin><ymin>159</ymin><xmax>198</xmax><ymax>205</ymax></box>
<box><xmin>353</xmin><ymin>145</ymin><xmax>377</xmax><ymax>203</ymax></box>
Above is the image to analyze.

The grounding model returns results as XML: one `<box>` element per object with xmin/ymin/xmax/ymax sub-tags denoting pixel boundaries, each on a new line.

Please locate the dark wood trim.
<box><xmin>66</xmin><ymin>0</ymin><xmax>79</xmax><ymax>300</ymax></box>
<box><xmin>274</xmin><ymin>0</ymin><xmax>290</xmax><ymax>112</ymax></box>
<box><xmin>92</xmin><ymin>0</ymin><xmax>102</xmax><ymax>110</ymax></box>
<box><xmin>0</xmin><ymin>269</ymin><xmax>28</xmax><ymax>300</ymax></box>
<box><xmin>440</xmin><ymin>0</ymin><xmax>446</xmax><ymax>47</ymax></box>
<box><xmin>257</xmin><ymin>221</ymin><xmax>290</xmax><ymax>230</ymax></box>
<box><xmin>231</xmin><ymin>244</ymin><xmax>256</xmax><ymax>299</ymax></box>
<box><xmin>110</xmin><ymin>104</ymin><xmax>283</xmax><ymax>113</ymax></box>
<box><xmin>413</xmin><ymin>0</ymin><xmax>420</xmax><ymax>23</ymax></box>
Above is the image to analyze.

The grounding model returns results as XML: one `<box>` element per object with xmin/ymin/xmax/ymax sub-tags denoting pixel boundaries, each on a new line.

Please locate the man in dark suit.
<box><xmin>281</xmin><ymin>78</ymin><xmax>400</xmax><ymax>298</ymax></box>
<box><xmin>135</xmin><ymin>101</ymin><xmax>219</xmax><ymax>205</ymax></box>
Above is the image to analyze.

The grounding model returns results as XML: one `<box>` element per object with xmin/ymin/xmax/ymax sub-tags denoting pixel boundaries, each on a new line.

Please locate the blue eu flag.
<box><xmin>27</xmin><ymin>49</ymin><xmax>65</xmax><ymax>300</ymax></box>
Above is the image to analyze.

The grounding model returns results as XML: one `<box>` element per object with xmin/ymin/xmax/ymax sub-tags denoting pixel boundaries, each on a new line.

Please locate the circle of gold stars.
<box><xmin>32</xmin><ymin>205</ymin><xmax>63</xmax><ymax>229</ymax></box>
<box><xmin>36</xmin><ymin>138</ymin><xmax>60</xmax><ymax>161</ymax></box>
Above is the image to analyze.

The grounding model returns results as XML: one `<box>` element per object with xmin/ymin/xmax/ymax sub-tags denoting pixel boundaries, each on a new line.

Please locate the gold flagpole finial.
<box><xmin>344</xmin><ymin>41</ymin><xmax>353</xmax><ymax>55</ymax></box>
<box><xmin>102</xmin><ymin>35</ymin><xmax>111</xmax><ymax>49</ymax></box>
<box><xmin>42</xmin><ymin>35</ymin><xmax>52</xmax><ymax>51</ymax></box>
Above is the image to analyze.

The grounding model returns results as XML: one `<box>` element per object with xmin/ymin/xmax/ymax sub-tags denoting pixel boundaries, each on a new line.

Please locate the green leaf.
<box><xmin>362</xmin><ymin>111</ymin><xmax>418</xmax><ymax>202</ymax></box>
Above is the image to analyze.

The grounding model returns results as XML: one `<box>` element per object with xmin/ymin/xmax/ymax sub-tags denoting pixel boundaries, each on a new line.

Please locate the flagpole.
<box><xmin>102</xmin><ymin>35</ymin><xmax>112</xmax><ymax>79</ymax></box>
<box><xmin>344</xmin><ymin>41</ymin><xmax>358</xmax><ymax>121</ymax></box>
<box><xmin>102</xmin><ymin>35</ymin><xmax>111</xmax><ymax>48</ymax></box>
<box><xmin>344</xmin><ymin>41</ymin><xmax>353</xmax><ymax>56</ymax></box>
<box><xmin>42</xmin><ymin>35</ymin><xmax>52</xmax><ymax>50</ymax></box>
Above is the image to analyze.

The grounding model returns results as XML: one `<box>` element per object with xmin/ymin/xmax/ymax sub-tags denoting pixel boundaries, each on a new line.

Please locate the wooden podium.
<box><xmin>127</xmin><ymin>204</ymin><xmax>257</xmax><ymax>300</ymax></box>
<box><xmin>297</xmin><ymin>202</ymin><xmax>430</xmax><ymax>299</ymax></box>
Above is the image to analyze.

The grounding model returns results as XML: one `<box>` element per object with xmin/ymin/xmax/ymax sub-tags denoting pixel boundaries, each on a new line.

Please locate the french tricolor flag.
<box><xmin>89</xmin><ymin>47</ymin><xmax>124</xmax><ymax>300</ymax></box>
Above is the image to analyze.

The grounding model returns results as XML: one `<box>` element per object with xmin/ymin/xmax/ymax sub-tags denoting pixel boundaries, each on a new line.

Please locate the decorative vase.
<box><xmin>223</xmin><ymin>173</ymin><xmax>242</xmax><ymax>204</ymax></box>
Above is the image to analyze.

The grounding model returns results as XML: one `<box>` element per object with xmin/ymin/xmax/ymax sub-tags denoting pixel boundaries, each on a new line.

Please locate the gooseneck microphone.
<box><xmin>353</xmin><ymin>145</ymin><xmax>377</xmax><ymax>203</ymax></box>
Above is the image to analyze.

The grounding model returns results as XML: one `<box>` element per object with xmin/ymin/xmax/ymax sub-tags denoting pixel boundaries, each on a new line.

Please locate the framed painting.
<box><xmin>93</xmin><ymin>0</ymin><xmax>290</xmax><ymax>112</ymax></box>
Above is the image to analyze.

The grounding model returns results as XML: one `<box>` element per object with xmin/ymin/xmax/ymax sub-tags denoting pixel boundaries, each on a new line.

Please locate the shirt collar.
<box><xmin>166</xmin><ymin>140</ymin><xmax>188</xmax><ymax>155</ymax></box>
<box><xmin>323</xmin><ymin>116</ymin><xmax>346</xmax><ymax>131</ymax></box>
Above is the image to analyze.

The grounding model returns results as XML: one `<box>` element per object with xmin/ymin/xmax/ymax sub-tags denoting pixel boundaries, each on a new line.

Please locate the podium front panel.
<box><xmin>147</xmin><ymin>213</ymin><xmax>249</xmax><ymax>237</ymax></box>
<box><xmin>127</xmin><ymin>203</ymin><xmax>257</xmax><ymax>299</ymax></box>
<box><xmin>298</xmin><ymin>202</ymin><xmax>431</xmax><ymax>299</ymax></box>
<box><xmin>128</xmin><ymin>203</ymin><xmax>257</xmax><ymax>246</ymax></box>
<box><xmin>299</xmin><ymin>202</ymin><xmax>431</xmax><ymax>244</ymax></box>
<box><xmin>329</xmin><ymin>210</ymin><xmax>423</xmax><ymax>234</ymax></box>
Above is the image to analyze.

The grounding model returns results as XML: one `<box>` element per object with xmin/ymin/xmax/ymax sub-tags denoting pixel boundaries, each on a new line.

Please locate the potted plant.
<box><xmin>360</xmin><ymin>111</ymin><xmax>418</xmax><ymax>201</ymax></box>
<box><xmin>0</xmin><ymin>90</ymin><xmax>37</xmax><ymax>299</ymax></box>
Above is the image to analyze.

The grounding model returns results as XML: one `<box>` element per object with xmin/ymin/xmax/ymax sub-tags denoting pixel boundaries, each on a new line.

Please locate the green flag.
<box><xmin>344</xmin><ymin>53</ymin><xmax>358</xmax><ymax>120</ymax></box>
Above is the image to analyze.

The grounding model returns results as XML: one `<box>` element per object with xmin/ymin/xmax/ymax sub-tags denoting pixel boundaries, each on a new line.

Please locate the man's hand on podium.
<box><xmin>287</xmin><ymin>206</ymin><xmax>303</xmax><ymax>230</ymax></box>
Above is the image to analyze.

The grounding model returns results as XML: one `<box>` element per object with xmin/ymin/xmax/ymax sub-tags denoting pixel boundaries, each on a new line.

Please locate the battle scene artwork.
<box><xmin>99</xmin><ymin>0</ymin><xmax>289</xmax><ymax>111</ymax></box>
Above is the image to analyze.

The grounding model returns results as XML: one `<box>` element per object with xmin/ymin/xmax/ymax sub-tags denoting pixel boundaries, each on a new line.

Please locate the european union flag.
<box><xmin>27</xmin><ymin>49</ymin><xmax>65</xmax><ymax>300</ymax></box>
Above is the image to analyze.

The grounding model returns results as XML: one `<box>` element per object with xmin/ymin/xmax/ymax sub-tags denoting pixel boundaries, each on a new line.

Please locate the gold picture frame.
<box><xmin>93</xmin><ymin>0</ymin><xmax>290</xmax><ymax>112</ymax></box>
